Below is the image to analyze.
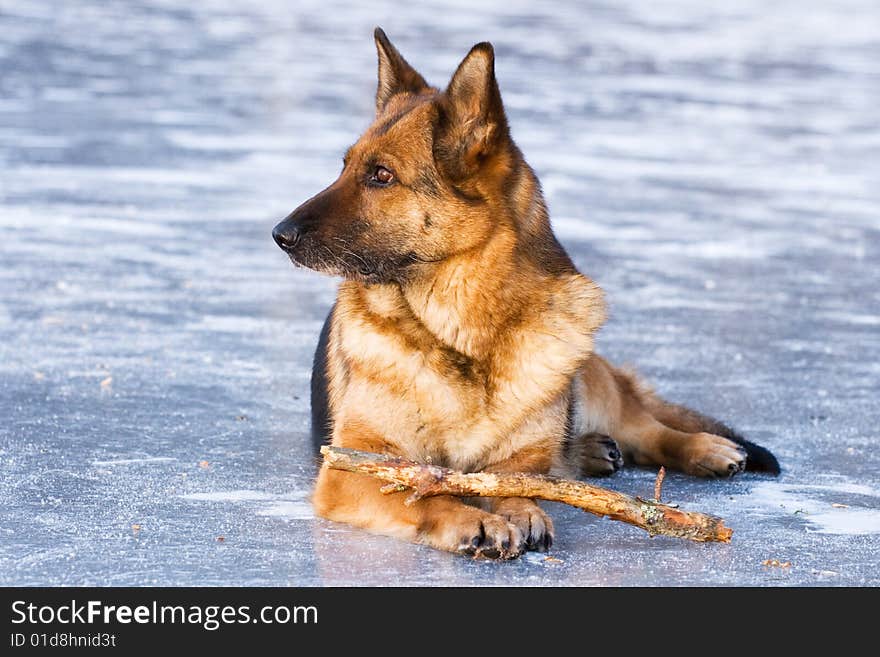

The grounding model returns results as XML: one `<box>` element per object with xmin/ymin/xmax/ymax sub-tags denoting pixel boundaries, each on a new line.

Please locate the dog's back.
<box><xmin>310</xmin><ymin>307</ymin><xmax>333</xmax><ymax>453</ymax></box>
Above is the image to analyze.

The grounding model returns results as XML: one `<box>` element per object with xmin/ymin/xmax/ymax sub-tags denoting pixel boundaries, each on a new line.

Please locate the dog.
<box><xmin>273</xmin><ymin>28</ymin><xmax>779</xmax><ymax>559</ymax></box>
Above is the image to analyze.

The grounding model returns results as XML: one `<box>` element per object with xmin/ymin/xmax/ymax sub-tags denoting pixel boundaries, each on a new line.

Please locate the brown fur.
<box><xmin>273</xmin><ymin>29</ymin><xmax>776</xmax><ymax>559</ymax></box>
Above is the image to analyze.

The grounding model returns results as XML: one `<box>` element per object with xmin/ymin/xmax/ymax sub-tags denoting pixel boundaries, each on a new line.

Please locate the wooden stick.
<box><xmin>654</xmin><ymin>466</ymin><xmax>666</xmax><ymax>503</ymax></box>
<box><xmin>321</xmin><ymin>446</ymin><xmax>732</xmax><ymax>543</ymax></box>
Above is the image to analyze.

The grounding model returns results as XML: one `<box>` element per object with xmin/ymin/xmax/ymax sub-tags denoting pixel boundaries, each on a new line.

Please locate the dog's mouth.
<box><xmin>280</xmin><ymin>236</ymin><xmax>438</xmax><ymax>285</ymax></box>
<box><xmin>286</xmin><ymin>247</ymin><xmax>378</xmax><ymax>281</ymax></box>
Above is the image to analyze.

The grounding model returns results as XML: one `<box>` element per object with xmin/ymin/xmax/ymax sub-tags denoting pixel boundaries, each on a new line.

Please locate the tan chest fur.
<box><xmin>327</xmin><ymin>272</ymin><xmax>605</xmax><ymax>473</ymax></box>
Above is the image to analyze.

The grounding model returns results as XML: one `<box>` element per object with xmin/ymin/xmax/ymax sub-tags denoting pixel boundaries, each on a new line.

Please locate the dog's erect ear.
<box><xmin>437</xmin><ymin>42</ymin><xmax>509</xmax><ymax>178</ymax></box>
<box><xmin>374</xmin><ymin>27</ymin><xmax>429</xmax><ymax>112</ymax></box>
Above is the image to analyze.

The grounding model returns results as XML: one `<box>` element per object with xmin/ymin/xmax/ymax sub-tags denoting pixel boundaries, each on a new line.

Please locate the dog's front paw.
<box><xmin>456</xmin><ymin>512</ymin><xmax>525</xmax><ymax>560</ymax></box>
<box><xmin>683</xmin><ymin>432</ymin><xmax>748</xmax><ymax>477</ymax></box>
<box><xmin>491</xmin><ymin>498</ymin><xmax>554</xmax><ymax>552</ymax></box>
<box><xmin>579</xmin><ymin>433</ymin><xmax>624</xmax><ymax>476</ymax></box>
<box><xmin>421</xmin><ymin>506</ymin><xmax>524</xmax><ymax>559</ymax></box>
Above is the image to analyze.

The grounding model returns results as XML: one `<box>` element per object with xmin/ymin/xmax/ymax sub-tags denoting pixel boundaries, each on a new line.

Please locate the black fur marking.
<box><xmin>686</xmin><ymin>407</ymin><xmax>781</xmax><ymax>474</ymax></box>
<box><xmin>440</xmin><ymin>347</ymin><xmax>477</xmax><ymax>383</ymax></box>
<box><xmin>517</xmin><ymin>225</ymin><xmax>578</xmax><ymax>277</ymax></box>
<box><xmin>666</xmin><ymin>402</ymin><xmax>781</xmax><ymax>475</ymax></box>
<box><xmin>448</xmin><ymin>183</ymin><xmax>485</xmax><ymax>204</ymax></box>
<box><xmin>374</xmin><ymin>107</ymin><xmax>413</xmax><ymax>136</ymax></box>
<box><xmin>562</xmin><ymin>382</ymin><xmax>576</xmax><ymax>461</ymax></box>
<box><xmin>714</xmin><ymin>423</ymin><xmax>781</xmax><ymax>475</ymax></box>
<box><xmin>415</xmin><ymin>169</ymin><xmax>441</xmax><ymax>197</ymax></box>
<box><xmin>310</xmin><ymin>306</ymin><xmax>334</xmax><ymax>453</ymax></box>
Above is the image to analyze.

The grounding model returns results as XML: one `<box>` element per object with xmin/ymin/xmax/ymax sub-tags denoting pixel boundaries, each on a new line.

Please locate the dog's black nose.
<box><xmin>272</xmin><ymin>224</ymin><xmax>300</xmax><ymax>251</ymax></box>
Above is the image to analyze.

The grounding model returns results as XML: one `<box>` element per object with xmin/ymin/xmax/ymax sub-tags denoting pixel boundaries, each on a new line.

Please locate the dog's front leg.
<box><xmin>477</xmin><ymin>445</ymin><xmax>556</xmax><ymax>551</ymax></box>
<box><xmin>312</xmin><ymin>423</ymin><xmax>525</xmax><ymax>558</ymax></box>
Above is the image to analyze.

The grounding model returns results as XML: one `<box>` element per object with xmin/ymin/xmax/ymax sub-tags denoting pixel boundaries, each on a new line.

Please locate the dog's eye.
<box><xmin>370</xmin><ymin>166</ymin><xmax>395</xmax><ymax>186</ymax></box>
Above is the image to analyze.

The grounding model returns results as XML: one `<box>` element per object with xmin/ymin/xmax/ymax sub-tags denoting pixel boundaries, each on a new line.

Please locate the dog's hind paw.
<box><xmin>683</xmin><ymin>432</ymin><xmax>748</xmax><ymax>477</ymax></box>
<box><xmin>579</xmin><ymin>433</ymin><xmax>624</xmax><ymax>476</ymax></box>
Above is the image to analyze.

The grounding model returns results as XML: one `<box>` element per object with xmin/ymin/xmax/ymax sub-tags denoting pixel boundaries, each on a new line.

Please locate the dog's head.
<box><xmin>273</xmin><ymin>28</ymin><xmax>518</xmax><ymax>284</ymax></box>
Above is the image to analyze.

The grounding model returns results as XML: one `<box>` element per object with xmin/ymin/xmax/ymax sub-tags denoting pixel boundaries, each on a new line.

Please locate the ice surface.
<box><xmin>1</xmin><ymin>0</ymin><xmax>878</xmax><ymax>586</ymax></box>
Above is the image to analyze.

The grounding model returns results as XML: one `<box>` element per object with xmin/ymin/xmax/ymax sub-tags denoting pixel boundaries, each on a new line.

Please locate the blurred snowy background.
<box><xmin>1</xmin><ymin>0</ymin><xmax>878</xmax><ymax>585</ymax></box>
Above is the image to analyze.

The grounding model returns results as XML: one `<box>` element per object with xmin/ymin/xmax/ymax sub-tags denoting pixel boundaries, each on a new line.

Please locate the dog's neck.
<box><xmin>355</xmin><ymin>221</ymin><xmax>604</xmax><ymax>367</ymax></box>
<box><xmin>400</xmin><ymin>225</ymin><xmax>521</xmax><ymax>359</ymax></box>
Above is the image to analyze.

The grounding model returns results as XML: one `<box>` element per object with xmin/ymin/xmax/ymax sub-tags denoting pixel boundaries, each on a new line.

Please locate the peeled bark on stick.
<box><xmin>320</xmin><ymin>446</ymin><xmax>732</xmax><ymax>543</ymax></box>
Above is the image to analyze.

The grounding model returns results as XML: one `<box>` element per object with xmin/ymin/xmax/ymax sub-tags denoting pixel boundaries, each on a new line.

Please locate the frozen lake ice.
<box><xmin>1</xmin><ymin>0</ymin><xmax>878</xmax><ymax>586</ymax></box>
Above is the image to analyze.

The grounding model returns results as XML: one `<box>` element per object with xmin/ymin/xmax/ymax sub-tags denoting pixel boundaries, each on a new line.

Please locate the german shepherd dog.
<box><xmin>273</xmin><ymin>29</ymin><xmax>779</xmax><ymax>559</ymax></box>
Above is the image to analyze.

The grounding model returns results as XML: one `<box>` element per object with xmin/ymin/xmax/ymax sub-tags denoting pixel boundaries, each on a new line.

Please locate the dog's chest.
<box><xmin>337</xmin><ymin>317</ymin><xmax>494</xmax><ymax>460</ymax></box>
<box><xmin>334</xmin><ymin>278</ymin><xmax>599</xmax><ymax>471</ymax></box>
<box><xmin>338</xmin><ymin>326</ymin><xmax>576</xmax><ymax>474</ymax></box>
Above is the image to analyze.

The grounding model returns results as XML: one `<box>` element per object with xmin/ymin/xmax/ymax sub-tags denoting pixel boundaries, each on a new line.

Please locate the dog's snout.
<box><xmin>272</xmin><ymin>223</ymin><xmax>301</xmax><ymax>251</ymax></box>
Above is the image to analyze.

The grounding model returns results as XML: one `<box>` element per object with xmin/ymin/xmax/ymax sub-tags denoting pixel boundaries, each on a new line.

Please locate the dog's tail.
<box><xmin>648</xmin><ymin>400</ymin><xmax>781</xmax><ymax>474</ymax></box>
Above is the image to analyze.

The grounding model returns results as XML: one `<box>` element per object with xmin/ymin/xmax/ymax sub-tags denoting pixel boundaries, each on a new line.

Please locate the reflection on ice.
<box><xmin>748</xmin><ymin>481</ymin><xmax>880</xmax><ymax>536</ymax></box>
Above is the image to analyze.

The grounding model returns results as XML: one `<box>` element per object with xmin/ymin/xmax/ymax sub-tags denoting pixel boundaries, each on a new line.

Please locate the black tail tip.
<box><xmin>688</xmin><ymin>411</ymin><xmax>781</xmax><ymax>475</ymax></box>
<box><xmin>723</xmin><ymin>428</ymin><xmax>780</xmax><ymax>475</ymax></box>
<box><xmin>740</xmin><ymin>439</ymin><xmax>781</xmax><ymax>475</ymax></box>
